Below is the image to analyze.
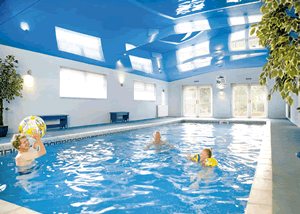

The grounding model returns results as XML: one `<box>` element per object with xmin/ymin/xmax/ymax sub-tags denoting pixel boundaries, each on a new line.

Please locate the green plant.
<box><xmin>0</xmin><ymin>55</ymin><xmax>24</xmax><ymax>126</ymax></box>
<box><xmin>250</xmin><ymin>0</ymin><xmax>300</xmax><ymax>106</ymax></box>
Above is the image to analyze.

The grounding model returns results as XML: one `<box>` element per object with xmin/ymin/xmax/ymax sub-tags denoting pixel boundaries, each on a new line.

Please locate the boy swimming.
<box><xmin>186</xmin><ymin>148</ymin><xmax>218</xmax><ymax>167</ymax></box>
<box><xmin>144</xmin><ymin>131</ymin><xmax>174</xmax><ymax>150</ymax></box>
<box><xmin>11</xmin><ymin>129</ymin><xmax>47</xmax><ymax>167</ymax></box>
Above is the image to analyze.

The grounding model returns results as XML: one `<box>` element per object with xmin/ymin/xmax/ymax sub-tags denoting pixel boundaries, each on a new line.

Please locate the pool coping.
<box><xmin>0</xmin><ymin>117</ymin><xmax>271</xmax><ymax>214</ymax></box>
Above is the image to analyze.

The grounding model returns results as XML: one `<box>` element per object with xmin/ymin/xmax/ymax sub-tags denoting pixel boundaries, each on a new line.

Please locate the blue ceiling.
<box><xmin>0</xmin><ymin>0</ymin><xmax>268</xmax><ymax>82</ymax></box>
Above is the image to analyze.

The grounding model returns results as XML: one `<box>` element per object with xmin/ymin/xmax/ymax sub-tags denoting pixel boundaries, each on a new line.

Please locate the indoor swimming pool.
<box><xmin>0</xmin><ymin>122</ymin><xmax>267</xmax><ymax>214</ymax></box>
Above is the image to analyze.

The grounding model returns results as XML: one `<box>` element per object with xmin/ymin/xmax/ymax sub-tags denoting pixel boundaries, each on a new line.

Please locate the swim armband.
<box><xmin>191</xmin><ymin>154</ymin><xmax>200</xmax><ymax>162</ymax></box>
<box><xmin>205</xmin><ymin>157</ymin><xmax>218</xmax><ymax>167</ymax></box>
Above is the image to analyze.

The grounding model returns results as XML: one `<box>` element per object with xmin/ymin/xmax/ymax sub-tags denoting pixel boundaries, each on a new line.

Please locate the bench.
<box><xmin>110</xmin><ymin>112</ymin><xmax>129</xmax><ymax>123</ymax></box>
<box><xmin>38</xmin><ymin>115</ymin><xmax>69</xmax><ymax>129</ymax></box>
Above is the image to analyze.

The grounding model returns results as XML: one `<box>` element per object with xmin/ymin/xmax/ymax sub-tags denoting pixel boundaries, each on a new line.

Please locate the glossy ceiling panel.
<box><xmin>0</xmin><ymin>0</ymin><xmax>266</xmax><ymax>82</ymax></box>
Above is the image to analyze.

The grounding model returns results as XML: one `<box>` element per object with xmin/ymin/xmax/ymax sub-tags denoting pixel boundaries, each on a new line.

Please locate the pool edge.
<box><xmin>245</xmin><ymin>120</ymin><xmax>272</xmax><ymax>214</ymax></box>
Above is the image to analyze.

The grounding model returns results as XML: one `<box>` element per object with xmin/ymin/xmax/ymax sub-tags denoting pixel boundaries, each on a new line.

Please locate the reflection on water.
<box><xmin>1</xmin><ymin>123</ymin><xmax>266</xmax><ymax>213</ymax></box>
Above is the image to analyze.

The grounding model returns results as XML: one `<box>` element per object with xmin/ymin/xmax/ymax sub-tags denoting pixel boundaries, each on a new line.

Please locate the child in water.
<box><xmin>144</xmin><ymin>131</ymin><xmax>174</xmax><ymax>150</ymax></box>
<box><xmin>186</xmin><ymin>148</ymin><xmax>218</xmax><ymax>167</ymax></box>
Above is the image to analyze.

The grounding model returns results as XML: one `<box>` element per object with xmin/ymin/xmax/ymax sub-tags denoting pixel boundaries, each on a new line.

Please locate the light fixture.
<box><xmin>124</xmin><ymin>53</ymin><xmax>126</xmax><ymax>56</ymax></box>
<box><xmin>119</xmin><ymin>74</ymin><xmax>124</xmax><ymax>87</ymax></box>
<box><xmin>20</xmin><ymin>22</ymin><xmax>29</xmax><ymax>31</ymax></box>
<box><xmin>27</xmin><ymin>70</ymin><xmax>31</xmax><ymax>75</ymax></box>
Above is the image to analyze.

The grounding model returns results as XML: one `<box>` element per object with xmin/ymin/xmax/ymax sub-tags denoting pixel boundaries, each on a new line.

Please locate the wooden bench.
<box><xmin>110</xmin><ymin>112</ymin><xmax>129</xmax><ymax>123</ymax></box>
<box><xmin>38</xmin><ymin>115</ymin><xmax>68</xmax><ymax>129</ymax></box>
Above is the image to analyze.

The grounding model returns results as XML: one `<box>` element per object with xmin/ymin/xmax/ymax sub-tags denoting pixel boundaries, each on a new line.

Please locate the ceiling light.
<box><xmin>20</xmin><ymin>22</ymin><xmax>29</xmax><ymax>31</ymax></box>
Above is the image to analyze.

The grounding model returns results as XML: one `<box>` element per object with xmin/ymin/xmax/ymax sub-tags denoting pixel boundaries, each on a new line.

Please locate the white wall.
<box><xmin>1</xmin><ymin>44</ymin><xmax>168</xmax><ymax>134</ymax></box>
<box><xmin>168</xmin><ymin>67</ymin><xmax>286</xmax><ymax>118</ymax></box>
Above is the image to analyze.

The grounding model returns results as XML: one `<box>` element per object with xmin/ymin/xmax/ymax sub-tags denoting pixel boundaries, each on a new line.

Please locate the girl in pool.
<box><xmin>186</xmin><ymin>148</ymin><xmax>218</xmax><ymax>167</ymax></box>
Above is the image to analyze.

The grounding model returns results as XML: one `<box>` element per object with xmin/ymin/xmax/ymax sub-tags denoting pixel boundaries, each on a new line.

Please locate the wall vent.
<box><xmin>246</xmin><ymin>78</ymin><xmax>252</xmax><ymax>80</ymax></box>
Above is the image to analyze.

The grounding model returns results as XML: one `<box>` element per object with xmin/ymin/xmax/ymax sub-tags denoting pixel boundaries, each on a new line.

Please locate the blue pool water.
<box><xmin>0</xmin><ymin>122</ymin><xmax>266</xmax><ymax>214</ymax></box>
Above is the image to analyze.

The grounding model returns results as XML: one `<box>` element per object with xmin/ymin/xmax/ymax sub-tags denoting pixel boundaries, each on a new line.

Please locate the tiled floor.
<box><xmin>1</xmin><ymin>117</ymin><xmax>299</xmax><ymax>214</ymax></box>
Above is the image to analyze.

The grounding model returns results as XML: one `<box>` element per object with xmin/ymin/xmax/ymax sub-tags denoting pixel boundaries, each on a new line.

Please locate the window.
<box><xmin>134</xmin><ymin>81</ymin><xmax>156</xmax><ymax>101</ymax></box>
<box><xmin>60</xmin><ymin>67</ymin><xmax>107</xmax><ymax>99</ymax></box>
<box><xmin>55</xmin><ymin>27</ymin><xmax>105</xmax><ymax>62</ymax></box>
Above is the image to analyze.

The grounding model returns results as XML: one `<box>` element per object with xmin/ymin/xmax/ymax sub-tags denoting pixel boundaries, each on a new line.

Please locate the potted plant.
<box><xmin>0</xmin><ymin>55</ymin><xmax>24</xmax><ymax>137</ymax></box>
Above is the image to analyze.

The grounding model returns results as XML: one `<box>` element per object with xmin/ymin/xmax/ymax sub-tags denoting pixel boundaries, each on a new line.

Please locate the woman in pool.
<box><xmin>186</xmin><ymin>148</ymin><xmax>218</xmax><ymax>167</ymax></box>
<box><xmin>144</xmin><ymin>131</ymin><xmax>174</xmax><ymax>150</ymax></box>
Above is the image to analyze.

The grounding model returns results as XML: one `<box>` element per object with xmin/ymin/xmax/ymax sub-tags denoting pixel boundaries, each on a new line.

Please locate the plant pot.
<box><xmin>0</xmin><ymin>125</ymin><xmax>8</xmax><ymax>137</ymax></box>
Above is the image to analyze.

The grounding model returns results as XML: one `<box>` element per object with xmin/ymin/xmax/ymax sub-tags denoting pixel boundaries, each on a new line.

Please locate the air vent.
<box><xmin>194</xmin><ymin>80</ymin><xmax>199</xmax><ymax>83</ymax></box>
<box><xmin>246</xmin><ymin>78</ymin><xmax>252</xmax><ymax>80</ymax></box>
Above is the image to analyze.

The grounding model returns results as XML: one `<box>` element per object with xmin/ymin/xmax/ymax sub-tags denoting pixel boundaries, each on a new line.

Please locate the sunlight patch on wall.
<box><xmin>55</xmin><ymin>27</ymin><xmax>105</xmax><ymax>62</ymax></box>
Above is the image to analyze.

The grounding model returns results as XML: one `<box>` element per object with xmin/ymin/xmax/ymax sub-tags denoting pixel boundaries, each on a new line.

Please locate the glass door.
<box><xmin>251</xmin><ymin>84</ymin><xmax>267</xmax><ymax>117</ymax></box>
<box><xmin>183</xmin><ymin>85</ymin><xmax>212</xmax><ymax>117</ymax></box>
<box><xmin>232</xmin><ymin>83</ymin><xmax>267</xmax><ymax>118</ymax></box>
<box><xmin>183</xmin><ymin>86</ymin><xmax>197</xmax><ymax>116</ymax></box>
<box><xmin>199</xmin><ymin>86</ymin><xmax>212</xmax><ymax>117</ymax></box>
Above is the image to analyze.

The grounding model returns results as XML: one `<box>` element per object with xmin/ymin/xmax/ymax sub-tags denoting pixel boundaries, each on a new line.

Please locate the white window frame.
<box><xmin>134</xmin><ymin>80</ymin><xmax>156</xmax><ymax>101</ymax></box>
<box><xmin>59</xmin><ymin>67</ymin><xmax>107</xmax><ymax>99</ymax></box>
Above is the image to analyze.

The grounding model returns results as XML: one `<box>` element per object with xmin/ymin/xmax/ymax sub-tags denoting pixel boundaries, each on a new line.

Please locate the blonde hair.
<box><xmin>11</xmin><ymin>134</ymin><xmax>27</xmax><ymax>150</ymax></box>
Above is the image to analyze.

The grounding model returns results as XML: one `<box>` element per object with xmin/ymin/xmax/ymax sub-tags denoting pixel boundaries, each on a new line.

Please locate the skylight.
<box><xmin>229</xmin><ymin>30</ymin><xmax>246</xmax><ymax>51</ymax></box>
<box><xmin>177</xmin><ymin>57</ymin><xmax>212</xmax><ymax>72</ymax></box>
<box><xmin>230</xmin><ymin>52</ymin><xmax>267</xmax><ymax>61</ymax></box>
<box><xmin>126</xmin><ymin>43</ymin><xmax>136</xmax><ymax>51</ymax></box>
<box><xmin>176</xmin><ymin>41</ymin><xmax>210</xmax><ymax>64</ymax></box>
<box><xmin>129</xmin><ymin>55</ymin><xmax>153</xmax><ymax>74</ymax></box>
<box><xmin>249</xmin><ymin>28</ymin><xmax>263</xmax><ymax>49</ymax></box>
<box><xmin>176</xmin><ymin>0</ymin><xmax>205</xmax><ymax>16</ymax></box>
<box><xmin>228</xmin><ymin>16</ymin><xmax>246</xmax><ymax>26</ymax></box>
<box><xmin>174</xmin><ymin>20</ymin><xmax>210</xmax><ymax>34</ymax></box>
<box><xmin>55</xmin><ymin>27</ymin><xmax>105</xmax><ymax>62</ymax></box>
<box><xmin>248</xmin><ymin>14</ymin><xmax>263</xmax><ymax>23</ymax></box>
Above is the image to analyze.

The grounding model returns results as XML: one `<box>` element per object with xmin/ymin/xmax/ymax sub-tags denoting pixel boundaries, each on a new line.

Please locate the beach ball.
<box><xmin>19</xmin><ymin>116</ymin><xmax>47</xmax><ymax>138</ymax></box>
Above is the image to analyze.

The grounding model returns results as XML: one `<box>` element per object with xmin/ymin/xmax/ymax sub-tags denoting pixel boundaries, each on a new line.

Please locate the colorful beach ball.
<box><xmin>19</xmin><ymin>116</ymin><xmax>47</xmax><ymax>138</ymax></box>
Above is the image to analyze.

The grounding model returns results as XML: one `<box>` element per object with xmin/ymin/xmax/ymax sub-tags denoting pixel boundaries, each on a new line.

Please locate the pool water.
<box><xmin>0</xmin><ymin>122</ymin><xmax>267</xmax><ymax>214</ymax></box>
